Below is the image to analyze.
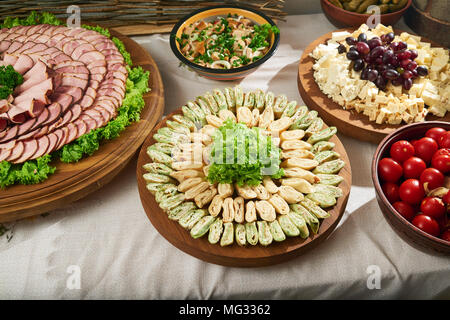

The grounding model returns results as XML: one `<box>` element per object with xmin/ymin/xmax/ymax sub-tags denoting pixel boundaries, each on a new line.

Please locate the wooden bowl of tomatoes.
<box><xmin>372</xmin><ymin>121</ymin><xmax>450</xmax><ymax>254</ymax></box>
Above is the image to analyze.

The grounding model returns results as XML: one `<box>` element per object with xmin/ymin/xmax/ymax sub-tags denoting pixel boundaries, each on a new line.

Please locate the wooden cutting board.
<box><xmin>136</xmin><ymin>108</ymin><xmax>352</xmax><ymax>267</ymax></box>
<box><xmin>0</xmin><ymin>30</ymin><xmax>165</xmax><ymax>222</ymax></box>
<box><xmin>298</xmin><ymin>28</ymin><xmax>449</xmax><ymax>144</ymax></box>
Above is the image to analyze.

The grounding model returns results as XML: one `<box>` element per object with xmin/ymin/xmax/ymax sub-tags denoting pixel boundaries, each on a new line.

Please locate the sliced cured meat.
<box><xmin>79</xmin><ymin>114</ymin><xmax>97</xmax><ymax>133</ymax></box>
<box><xmin>88</xmin><ymin>80</ymin><xmax>100</xmax><ymax>91</ymax></box>
<box><xmin>96</xmin><ymin>95</ymin><xmax>119</xmax><ymax>108</ymax></box>
<box><xmin>97</xmin><ymin>100</ymin><xmax>116</xmax><ymax>118</ymax></box>
<box><xmin>29</xmin><ymin>135</ymin><xmax>50</xmax><ymax>160</ymax></box>
<box><xmin>90</xmin><ymin>74</ymin><xmax>104</xmax><ymax>82</ymax></box>
<box><xmin>56</xmin><ymin>110</ymin><xmax>72</xmax><ymax>128</ymax></box>
<box><xmin>29</xmin><ymin>107</ymin><xmax>49</xmax><ymax>131</ymax></box>
<box><xmin>80</xmin><ymin>95</ymin><xmax>94</xmax><ymax>109</ymax></box>
<box><xmin>23</xmin><ymin>60</ymin><xmax>47</xmax><ymax>81</ymax></box>
<box><xmin>41</xmin><ymin>102</ymin><xmax>62</xmax><ymax>127</ymax></box>
<box><xmin>51</xmin><ymin>52</ymin><xmax>71</xmax><ymax>64</ymax></box>
<box><xmin>54</xmin><ymin>60</ymin><xmax>84</xmax><ymax>69</ymax></box>
<box><xmin>11</xmin><ymin>41</ymin><xmax>36</xmax><ymax>55</ymax></box>
<box><xmin>0</xmin><ymin>40</ymin><xmax>11</xmax><ymax>52</ymax></box>
<box><xmin>64</xmin><ymin>27</ymin><xmax>85</xmax><ymax>38</ymax></box>
<box><xmin>34</xmin><ymin>34</ymin><xmax>50</xmax><ymax>44</ymax></box>
<box><xmin>70</xmin><ymin>104</ymin><xmax>82</xmax><ymax>122</ymax></box>
<box><xmin>5</xmin><ymin>140</ymin><xmax>24</xmax><ymax>162</ymax></box>
<box><xmin>0</xmin><ymin>140</ymin><xmax>16</xmax><ymax>150</ymax></box>
<box><xmin>71</xmin><ymin>43</ymin><xmax>95</xmax><ymax>60</ymax></box>
<box><xmin>5</xmin><ymin>41</ymin><xmax>22</xmax><ymax>54</ymax></box>
<box><xmin>74</xmin><ymin>119</ymin><xmax>87</xmax><ymax>139</ymax></box>
<box><xmin>62</xmin><ymin>40</ymin><xmax>82</xmax><ymax>56</ymax></box>
<box><xmin>7</xmin><ymin>104</ymin><xmax>29</xmax><ymax>124</ymax></box>
<box><xmin>55</xmin><ymin>65</ymin><xmax>89</xmax><ymax>74</ymax></box>
<box><xmin>3</xmin><ymin>53</ymin><xmax>18</xmax><ymax>65</ymax></box>
<box><xmin>65</xmin><ymin>122</ymin><xmax>78</xmax><ymax>144</ymax></box>
<box><xmin>55</xmin><ymin>86</ymin><xmax>83</xmax><ymax>103</ymax></box>
<box><xmin>34</xmin><ymin>125</ymin><xmax>49</xmax><ymax>139</ymax></box>
<box><xmin>17</xmin><ymin>117</ymin><xmax>36</xmax><ymax>136</ymax></box>
<box><xmin>94</xmin><ymin>106</ymin><xmax>112</xmax><ymax>123</ymax></box>
<box><xmin>0</xmin><ymin>118</ymin><xmax>7</xmax><ymax>132</ymax></box>
<box><xmin>105</xmin><ymin>71</ymin><xmax>127</xmax><ymax>83</ymax></box>
<box><xmin>87</xmin><ymin>60</ymin><xmax>106</xmax><ymax>70</ymax></box>
<box><xmin>14</xmin><ymin>70</ymin><xmax>50</xmax><ymax>94</ymax></box>
<box><xmin>108</xmin><ymin>64</ymin><xmax>127</xmax><ymax>74</ymax></box>
<box><xmin>90</xmin><ymin>66</ymin><xmax>106</xmax><ymax>75</ymax></box>
<box><xmin>51</xmin><ymin>128</ymin><xmax>65</xmax><ymax>152</ymax></box>
<box><xmin>98</xmin><ymin>88</ymin><xmax>123</xmax><ymax>102</ymax></box>
<box><xmin>50</xmin><ymin>93</ymin><xmax>72</xmax><ymax>112</ymax></box>
<box><xmin>84</xmin><ymin>87</ymin><xmax>97</xmax><ymax>100</ymax></box>
<box><xmin>83</xmin><ymin>108</ymin><xmax>105</xmax><ymax>127</ymax></box>
<box><xmin>21</xmin><ymin>43</ymin><xmax>47</xmax><ymax>54</ymax></box>
<box><xmin>44</xmin><ymin>132</ymin><xmax>58</xmax><ymax>154</ymax></box>
<box><xmin>0</xmin><ymin>99</ymin><xmax>10</xmax><ymax>113</ymax></box>
<box><xmin>14</xmin><ymin>78</ymin><xmax>53</xmax><ymax>108</ymax></box>
<box><xmin>61</xmin><ymin>72</ymin><xmax>89</xmax><ymax>81</ymax></box>
<box><xmin>0</xmin><ymin>125</ymin><xmax>18</xmax><ymax>143</ymax></box>
<box><xmin>17</xmin><ymin>127</ymin><xmax>40</xmax><ymax>141</ymax></box>
<box><xmin>48</xmin><ymin>117</ymin><xmax>62</xmax><ymax>132</ymax></box>
<box><xmin>78</xmin><ymin>50</ymin><xmax>105</xmax><ymax>65</ymax></box>
<box><xmin>55</xmin><ymin>126</ymin><xmax>69</xmax><ymax>150</ymax></box>
<box><xmin>0</xmin><ymin>148</ymin><xmax>11</xmax><ymax>162</ymax></box>
<box><xmin>25</xmin><ymin>25</ymin><xmax>42</xmax><ymax>36</ymax></box>
<box><xmin>61</xmin><ymin>75</ymin><xmax>88</xmax><ymax>89</ymax></box>
<box><xmin>12</xmin><ymin>139</ymin><xmax>38</xmax><ymax>163</ymax></box>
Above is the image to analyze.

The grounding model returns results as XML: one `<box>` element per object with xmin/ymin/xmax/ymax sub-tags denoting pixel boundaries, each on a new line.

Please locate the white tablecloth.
<box><xmin>1</xmin><ymin>14</ymin><xmax>449</xmax><ymax>300</ymax></box>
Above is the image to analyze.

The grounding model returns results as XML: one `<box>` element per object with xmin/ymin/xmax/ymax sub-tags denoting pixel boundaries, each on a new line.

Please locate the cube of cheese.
<box><xmin>409</xmin><ymin>83</ymin><xmax>425</xmax><ymax>97</ymax></box>
<box><xmin>428</xmin><ymin>104</ymin><xmax>447</xmax><ymax>117</ymax></box>
<box><xmin>331</xmin><ymin>31</ymin><xmax>351</xmax><ymax>42</ymax></box>
<box><xmin>421</xmin><ymin>90</ymin><xmax>441</xmax><ymax>106</ymax></box>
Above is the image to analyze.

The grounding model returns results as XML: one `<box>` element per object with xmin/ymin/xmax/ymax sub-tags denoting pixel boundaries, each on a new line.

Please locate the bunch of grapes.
<box><xmin>337</xmin><ymin>32</ymin><xmax>428</xmax><ymax>90</ymax></box>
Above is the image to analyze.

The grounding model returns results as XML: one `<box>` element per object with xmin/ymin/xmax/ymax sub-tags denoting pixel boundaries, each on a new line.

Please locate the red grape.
<box><xmin>368</xmin><ymin>37</ymin><xmax>382</xmax><ymax>49</ymax></box>
<box><xmin>400</xmin><ymin>59</ymin><xmax>412</xmax><ymax>69</ymax></box>
<box><xmin>407</xmin><ymin>61</ymin><xmax>418</xmax><ymax>71</ymax></box>
<box><xmin>397</xmin><ymin>50</ymin><xmax>411</xmax><ymax>60</ymax></box>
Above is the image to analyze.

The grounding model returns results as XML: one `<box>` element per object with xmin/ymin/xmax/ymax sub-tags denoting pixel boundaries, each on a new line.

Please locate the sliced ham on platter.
<box><xmin>0</xmin><ymin>24</ymin><xmax>128</xmax><ymax>164</ymax></box>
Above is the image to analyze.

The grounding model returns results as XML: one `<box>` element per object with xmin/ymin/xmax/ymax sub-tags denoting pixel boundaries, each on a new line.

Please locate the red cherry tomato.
<box><xmin>420</xmin><ymin>197</ymin><xmax>446</xmax><ymax>219</ymax></box>
<box><xmin>443</xmin><ymin>190</ymin><xmax>450</xmax><ymax>205</ymax></box>
<box><xmin>442</xmin><ymin>230</ymin><xmax>450</xmax><ymax>242</ymax></box>
<box><xmin>419</xmin><ymin>168</ymin><xmax>444</xmax><ymax>191</ymax></box>
<box><xmin>390</xmin><ymin>140</ymin><xmax>415</xmax><ymax>163</ymax></box>
<box><xmin>392</xmin><ymin>201</ymin><xmax>416</xmax><ymax>221</ymax></box>
<box><xmin>399</xmin><ymin>179</ymin><xmax>425</xmax><ymax>205</ymax></box>
<box><xmin>382</xmin><ymin>182</ymin><xmax>400</xmax><ymax>203</ymax></box>
<box><xmin>426</xmin><ymin>127</ymin><xmax>447</xmax><ymax>142</ymax></box>
<box><xmin>431</xmin><ymin>154</ymin><xmax>450</xmax><ymax>174</ymax></box>
<box><xmin>403</xmin><ymin>156</ymin><xmax>426</xmax><ymax>179</ymax></box>
<box><xmin>414</xmin><ymin>137</ymin><xmax>438</xmax><ymax>163</ymax></box>
<box><xmin>438</xmin><ymin>131</ymin><xmax>450</xmax><ymax>149</ymax></box>
<box><xmin>433</xmin><ymin>149</ymin><xmax>450</xmax><ymax>158</ymax></box>
<box><xmin>378</xmin><ymin>158</ymin><xmax>403</xmax><ymax>182</ymax></box>
<box><xmin>412</xmin><ymin>214</ymin><xmax>440</xmax><ymax>237</ymax></box>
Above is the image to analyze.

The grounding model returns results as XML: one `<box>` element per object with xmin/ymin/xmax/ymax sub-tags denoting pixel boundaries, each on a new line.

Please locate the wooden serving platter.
<box><xmin>297</xmin><ymin>28</ymin><xmax>450</xmax><ymax>144</ymax></box>
<box><xmin>0</xmin><ymin>30</ymin><xmax>165</xmax><ymax>222</ymax></box>
<box><xmin>136</xmin><ymin>109</ymin><xmax>352</xmax><ymax>267</ymax></box>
